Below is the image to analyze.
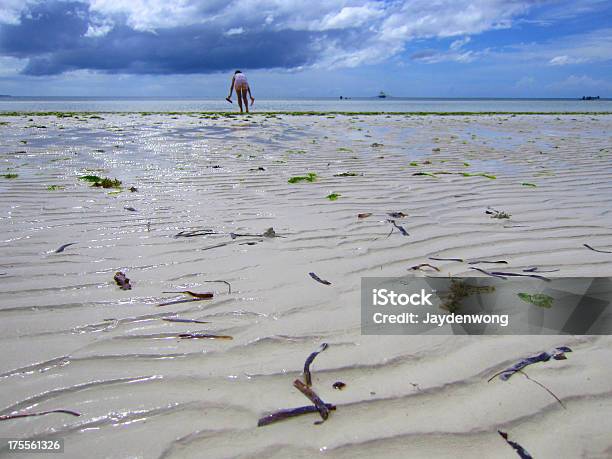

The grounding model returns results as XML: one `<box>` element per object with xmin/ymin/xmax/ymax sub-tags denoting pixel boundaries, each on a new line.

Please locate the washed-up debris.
<box><xmin>239</xmin><ymin>241</ymin><xmax>260</xmax><ymax>246</ymax></box>
<box><xmin>410</xmin><ymin>263</ymin><xmax>440</xmax><ymax>272</ymax></box>
<box><xmin>0</xmin><ymin>409</ymin><xmax>81</xmax><ymax>421</ymax></box>
<box><xmin>3</xmin><ymin>173</ymin><xmax>18</xmax><ymax>179</ymax></box>
<box><xmin>521</xmin><ymin>182</ymin><xmax>537</xmax><ymax>187</ymax></box>
<box><xmin>178</xmin><ymin>333</ymin><xmax>233</xmax><ymax>340</ymax></box>
<box><xmin>230</xmin><ymin>227</ymin><xmax>283</xmax><ymax>239</ymax></box>
<box><xmin>79</xmin><ymin>175</ymin><xmax>122</xmax><ymax>189</ymax></box>
<box><xmin>332</xmin><ymin>381</ymin><xmax>346</xmax><ymax>390</ymax></box>
<box><xmin>518</xmin><ymin>293</ymin><xmax>554</xmax><ymax>308</ymax></box>
<box><xmin>470</xmin><ymin>267</ymin><xmax>551</xmax><ymax>281</ymax></box>
<box><xmin>489</xmin><ymin>346</ymin><xmax>572</xmax><ymax>382</ymax></box>
<box><xmin>387</xmin><ymin>219</ymin><xmax>409</xmax><ymax>236</ymax></box>
<box><xmin>388</xmin><ymin>212</ymin><xmax>408</xmax><ymax>218</ymax></box>
<box><xmin>129</xmin><ymin>186</ymin><xmax>138</xmax><ymax>192</ymax></box>
<box><xmin>441</xmin><ymin>279</ymin><xmax>495</xmax><ymax>313</ymax></box>
<box><xmin>523</xmin><ymin>266</ymin><xmax>559</xmax><ymax>273</ymax></box>
<box><xmin>498</xmin><ymin>431</ymin><xmax>533</xmax><ymax>459</ymax></box>
<box><xmin>162</xmin><ymin>291</ymin><xmax>214</xmax><ymax>299</ymax></box>
<box><xmin>584</xmin><ymin>243</ymin><xmax>612</xmax><ymax>254</ymax></box>
<box><xmin>462</xmin><ymin>172</ymin><xmax>496</xmax><ymax>179</ymax></box>
<box><xmin>429</xmin><ymin>256</ymin><xmax>463</xmax><ymax>262</ymax></box>
<box><xmin>326</xmin><ymin>192</ymin><xmax>341</xmax><ymax>201</ymax></box>
<box><xmin>293</xmin><ymin>379</ymin><xmax>330</xmax><ymax>424</ymax></box>
<box><xmin>249</xmin><ymin>167</ymin><xmax>266</xmax><ymax>171</ymax></box>
<box><xmin>257</xmin><ymin>404</ymin><xmax>336</xmax><ymax>427</ymax></box>
<box><xmin>162</xmin><ymin>317</ymin><xmax>210</xmax><ymax>324</ymax></box>
<box><xmin>358</xmin><ymin>213</ymin><xmax>372</xmax><ymax>219</ymax></box>
<box><xmin>370</xmin><ymin>142</ymin><xmax>384</xmax><ymax>147</ymax></box>
<box><xmin>412</xmin><ymin>172</ymin><xmax>437</xmax><ymax>177</ymax></box>
<box><xmin>114</xmin><ymin>271</ymin><xmax>132</xmax><ymax>290</ymax></box>
<box><xmin>124</xmin><ymin>206</ymin><xmax>137</xmax><ymax>212</ymax></box>
<box><xmin>333</xmin><ymin>172</ymin><xmax>361</xmax><ymax>177</ymax></box>
<box><xmin>288</xmin><ymin>173</ymin><xmax>317</xmax><ymax>184</ymax></box>
<box><xmin>467</xmin><ymin>260</ymin><xmax>508</xmax><ymax>265</ymax></box>
<box><xmin>47</xmin><ymin>185</ymin><xmax>64</xmax><ymax>191</ymax></box>
<box><xmin>486</xmin><ymin>208</ymin><xmax>511</xmax><ymax>219</ymax></box>
<box><xmin>309</xmin><ymin>272</ymin><xmax>331</xmax><ymax>286</ymax></box>
<box><xmin>303</xmin><ymin>343</ymin><xmax>329</xmax><ymax>386</ymax></box>
<box><xmin>55</xmin><ymin>242</ymin><xmax>77</xmax><ymax>253</ymax></box>
<box><xmin>174</xmin><ymin>229</ymin><xmax>217</xmax><ymax>238</ymax></box>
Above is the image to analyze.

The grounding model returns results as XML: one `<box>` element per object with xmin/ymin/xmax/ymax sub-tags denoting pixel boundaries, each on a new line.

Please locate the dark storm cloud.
<box><xmin>0</xmin><ymin>1</ymin><xmax>318</xmax><ymax>75</ymax></box>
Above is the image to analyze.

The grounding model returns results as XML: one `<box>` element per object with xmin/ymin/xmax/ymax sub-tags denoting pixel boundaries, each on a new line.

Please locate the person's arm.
<box><xmin>227</xmin><ymin>77</ymin><xmax>235</xmax><ymax>99</ymax></box>
<box><xmin>247</xmin><ymin>85</ymin><xmax>254</xmax><ymax>102</ymax></box>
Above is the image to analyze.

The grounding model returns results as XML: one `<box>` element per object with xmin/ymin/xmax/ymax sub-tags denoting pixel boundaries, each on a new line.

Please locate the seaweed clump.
<box><xmin>441</xmin><ymin>279</ymin><xmax>495</xmax><ymax>313</ymax></box>
<box><xmin>78</xmin><ymin>175</ymin><xmax>122</xmax><ymax>189</ymax></box>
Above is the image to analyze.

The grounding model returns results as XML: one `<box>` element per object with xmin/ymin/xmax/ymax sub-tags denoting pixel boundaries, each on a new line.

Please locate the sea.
<box><xmin>0</xmin><ymin>97</ymin><xmax>611</xmax><ymax>113</ymax></box>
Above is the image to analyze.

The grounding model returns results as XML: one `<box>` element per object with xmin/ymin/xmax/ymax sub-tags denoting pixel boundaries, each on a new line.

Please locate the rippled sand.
<box><xmin>1</xmin><ymin>113</ymin><xmax>612</xmax><ymax>458</ymax></box>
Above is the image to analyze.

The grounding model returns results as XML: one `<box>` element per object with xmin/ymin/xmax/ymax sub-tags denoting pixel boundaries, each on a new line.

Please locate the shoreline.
<box><xmin>2</xmin><ymin>111</ymin><xmax>612</xmax><ymax>116</ymax></box>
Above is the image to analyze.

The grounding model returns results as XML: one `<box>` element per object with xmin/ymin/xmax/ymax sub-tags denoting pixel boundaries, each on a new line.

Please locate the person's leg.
<box><xmin>242</xmin><ymin>89</ymin><xmax>249</xmax><ymax>113</ymax></box>
<box><xmin>236</xmin><ymin>87</ymin><xmax>244</xmax><ymax>113</ymax></box>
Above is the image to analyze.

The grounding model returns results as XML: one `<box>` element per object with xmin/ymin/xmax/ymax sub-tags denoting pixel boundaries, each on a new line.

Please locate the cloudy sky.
<box><xmin>0</xmin><ymin>0</ymin><xmax>610</xmax><ymax>97</ymax></box>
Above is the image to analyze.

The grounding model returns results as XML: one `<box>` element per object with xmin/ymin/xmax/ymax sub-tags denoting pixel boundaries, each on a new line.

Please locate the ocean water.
<box><xmin>0</xmin><ymin>97</ymin><xmax>611</xmax><ymax>113</ymax></box>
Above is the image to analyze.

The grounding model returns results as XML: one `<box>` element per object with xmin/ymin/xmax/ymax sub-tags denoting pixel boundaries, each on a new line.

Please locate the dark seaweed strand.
<box><xmin>257</xmin><ymin>404</ymin><xmax>336</xmax><ymax>427</ymax></box>
<box><xmin>429</xmin><ymin>256</ymin><xmax>464</xmax><ymax>262</ymax></box>
<box><xmin>0</xmin><ymin>409</ymin><xmax>81</xmax><ymax>421</ymax></box>
<box><xmin>309</xmin><ymin>272</ymin><xmax>331</xmax><ymax>286</ymax></box>
<box><xmin>498</xmin><ymin>431</ymin><xmax>533</xmax><ymax>459</ymax></box>
<box><xmin>387</xmin><ymin>219</ymin><xmax>409</xmax><ymax>236</ymax></box>
<box><xmin>584</xmin><ymin>243</ymin><xmax>612</xmax><ymax>254</ymax></box>
<box><xmin>293</xmin><ymin>379</ymin><xmax>330</xmax><ymax>422</ymax></box>
<box><xmin>303</xmin><ymin>343</ymin><xmax>329</xmax><ymax>386</ymax></box>
<box><xmin>55</xmin><ymin>242</ymin><xmax>77</xmax><ymax>253</ymax></box>
<box><xmin>467</xmin><ymin>260</ymin><xmax>508</xmax><ymax>265</ymax></box>
<box><xmin>490</xmin><ymin>271</ymin><xmax>551</xmax><ymax>281</ymax></box>
<box><xmin>470</xmin><ymin>267</ymin><xmax>508</xmax><ymax>279</ymax></box>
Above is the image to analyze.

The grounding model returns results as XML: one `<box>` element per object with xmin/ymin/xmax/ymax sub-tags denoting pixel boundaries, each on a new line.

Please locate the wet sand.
<box><xmin>1</xmin><ymin>113</ymin><xmax>612</xmax><ymax>458</ymax></box>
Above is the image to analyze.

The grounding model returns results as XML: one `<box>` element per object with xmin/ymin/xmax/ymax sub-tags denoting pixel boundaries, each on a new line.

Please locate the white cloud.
<box><xmin>225</xmin><ymin>27</ymin><xmax>244</xmax><ymax>35</ymax></box>
<box><xmin>450</xmin><ymin>36</ymin><xmax>471</xmax><ymax>50</ymax></box>
<box><xmin>548</xmin><ymin>55</ymin><xmax>584</xmax><ymax>65</ymax></box>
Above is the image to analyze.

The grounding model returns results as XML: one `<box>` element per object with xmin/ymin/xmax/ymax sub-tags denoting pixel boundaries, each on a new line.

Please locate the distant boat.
<box><xmin>377</xmin><ymin>91</ymin><xmax>387</xmax><ymax>99</ymax></box>
<box><xmin>581</xmin><ymin>96</ymin><xmax>600</xmax><ymax>100</ymax></box>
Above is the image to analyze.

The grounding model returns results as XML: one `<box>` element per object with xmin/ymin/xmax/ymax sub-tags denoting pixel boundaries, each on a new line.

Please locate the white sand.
<box><xmin>1</xmin><ymin>113</ymin><xmax>611</xmax><ymax>458</ymax></box>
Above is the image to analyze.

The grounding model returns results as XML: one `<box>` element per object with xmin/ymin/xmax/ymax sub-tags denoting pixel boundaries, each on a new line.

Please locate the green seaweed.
<box><xmin>337</xmin><ymin>147</ymin><xmax>353</xmax><ymax>152</ymax></box>
<box><xmin>47</xmin><ymin>185</ymin><xmax>64</xmax><ymax>190</ymax></box>
<box><xmin>79</xmin><ymin>175</ymin><xmax>102</xmax><ymax>182</ymax></box>
<box><xmin>462</xmin><ymin>172</ymin><xmax>497</xmax><ymax>179</ymax></box>
<box><xmin>409</xmin><ymin>161</ymin><xmax>418</xmax><ymax>166</ymax></box>
<box><xmin>333</xmin><ymin>172</ymin><xmax>360</xmax><ymax>177</ymax></box>
<box><xmin>522</xmin><ymin>182</ymin><xmax>537</xmax><ymax>187</ymax></box>
<box><xmin>326</xmin><ymin>193</ymin><xmax>341</xmax><ymax>201</ymax></box>
<box><xmin>288</xmin><ymin>173</ymin><xmax>317</xmax><ymax>184</ymax></box>
<box><xmin>3</xmin><ymin>173</ymin><xmax>18</xmax><ymax>179</ymax></box>
<box><xmin>518</xmin><ymin>293</ymin><xmax>553</xmax><ymax>308</ymax></box>
<box><xmin>413</xmin><ymin>172</ymin><xmax>437</xmax><ymax>177</ymax></box>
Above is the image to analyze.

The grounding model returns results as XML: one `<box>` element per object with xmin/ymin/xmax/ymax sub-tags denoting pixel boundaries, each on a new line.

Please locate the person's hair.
<box><xmin>234</xmin><ymin>70</ymin><xmax>242</xmax><ymax>74</ymax></box>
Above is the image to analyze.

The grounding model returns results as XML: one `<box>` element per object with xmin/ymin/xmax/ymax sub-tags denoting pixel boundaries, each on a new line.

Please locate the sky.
<box><xmin>0</xmin><ymin>0</ymin><xmax>611</xmax><ymax>98</ymax></box>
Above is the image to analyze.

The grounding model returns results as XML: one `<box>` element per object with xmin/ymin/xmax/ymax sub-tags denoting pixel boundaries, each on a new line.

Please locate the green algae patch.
<box><xmin>518</xmin><ymin>293</ymin><xmax>553</xmax><ymax>308</ymax></box>
<box><xmin>79</xmin><ymin>175</ymin><xmax>122</xmax><ymax>189</ymax></box>
<box><xmin>288</xmin><ymin>173</ymin><xmax>317</xmax><ymax>184</ymax></box>
<box><xmin>3</xmin><ymin>173</ymin><xmax>18</xmax><ymax>179</ymax></box>
<box><xmin>326</xmin><ymin>192</ymin><xmax>341</xmax><ymax>201</ymax></box>
<box><xmin>333</xmin><ymin>172</ymin><xmax>361</xmax><ymax>177</ymax></box>
<box><xmin>462</xmin><ymin>172</ymin><xmax>497</xmax><ymax>179</ymax></box>
<box><xmin>522</xmin><ymin>182</ymin><xmax>537</xmax><ymax>187</ymax></box>
<box><xmin>47</xmin><ymin>185</ymin><xmax>64</xmax><ymax>191</ymax></box>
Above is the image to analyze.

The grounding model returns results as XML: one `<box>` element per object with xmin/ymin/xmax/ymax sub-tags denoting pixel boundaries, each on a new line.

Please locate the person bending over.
<box><xmin>226</xmin><ymin>70</ymin><xmax>255</xmax><ymax>113</ymax></box>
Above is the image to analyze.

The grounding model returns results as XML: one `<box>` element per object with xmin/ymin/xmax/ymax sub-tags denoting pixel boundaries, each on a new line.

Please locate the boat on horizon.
<box><xmin>377</xmin><ymin>91</ymin><xmax>387</xmax><ymax>98</ymax></box>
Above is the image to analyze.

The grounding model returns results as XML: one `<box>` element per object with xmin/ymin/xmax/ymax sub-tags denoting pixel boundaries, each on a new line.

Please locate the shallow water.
<box><xmin>1</xmin><ymin>97</ymin><xmax>612</xmax><ymax>113</ymax></box>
